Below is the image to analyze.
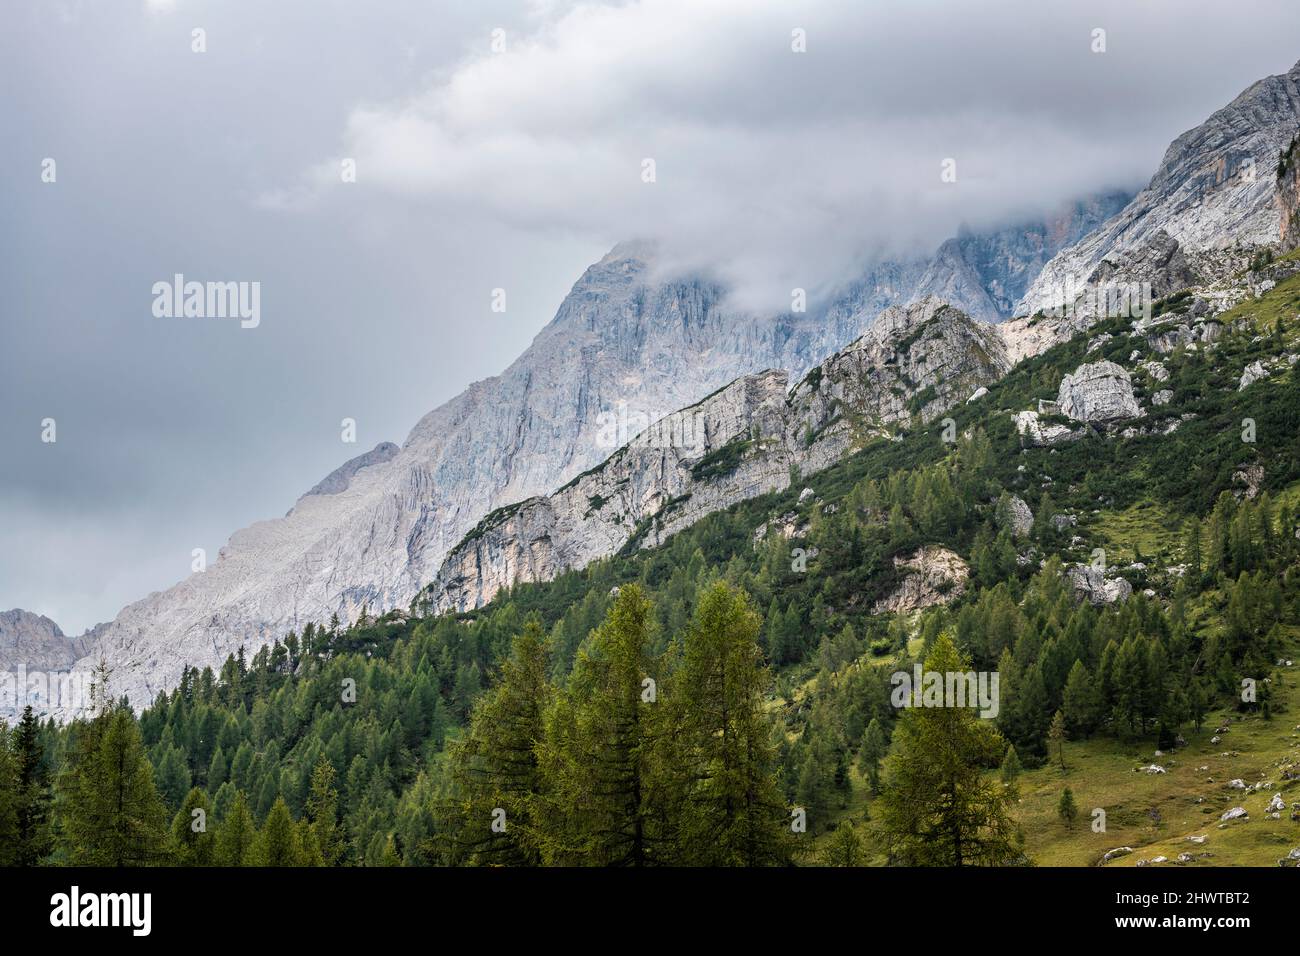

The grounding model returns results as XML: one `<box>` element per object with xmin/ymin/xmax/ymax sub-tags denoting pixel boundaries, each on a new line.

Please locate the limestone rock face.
<box><xmin>1239</xmin><ymin>360</ymin><xmax>1270</xmax><ymax>390</ymax></box>
<box><xmin>997</xmin><ymin>495</ymin><xmax>1034</xmax><ymax>538</ymax></box>
<box><xmin>1022</xmin><ymin>58</ymin><xmax>1300</xmax><ymax>316</ymax></box>
<box><xmin>300</xmin><ymin>442</ymin><xmax>399</xmax><ymax>501</ymax></box>
<box><xmin>1067</xmin><ymin>566</ymin><xmax>1133</xmax><ymax>605</ymax></box>
<box><xmin>873</xmin><ymin>547</ymin><xmax>969</xmax><ymax>614</ymax></box>
<box><xmin>1279</xmin><ymin>133</ymin><xmax>1300</xmax><ymax>253</ymax></box>
<box><xmin>1057</xmin><ymin>361</ymin><xmax>1141</xmax><ymax>423</ymax></box>
<box><xmin>427</xmin><ymin>299</ymin><xmax>1009</xmax><ymax>613</ymax></box>
<box><xmin>0</xmin><ymin>610</ymin><xmax>87</xmax><ymax>673</ymax></box>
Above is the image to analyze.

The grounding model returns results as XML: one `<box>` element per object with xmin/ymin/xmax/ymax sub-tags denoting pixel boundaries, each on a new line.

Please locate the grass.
<box><xmin>1007</xmin><ymin>622</ymin><xmax>1299</xmax><ymax>867</ymax></box>
<box><xmin>798</xmin><ymin>627</ymin><xmax>1300</xmax><ymax>867</ymax></box>
<box><xmin>1087</xmin><ymin>498</ymin><xmax>1183</xmax><ymax>566</ymax></box>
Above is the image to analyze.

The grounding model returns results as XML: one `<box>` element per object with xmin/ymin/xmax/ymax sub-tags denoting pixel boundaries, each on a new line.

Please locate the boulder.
<box><xmin>1057</xmin><ymin>361</ymin><xmax>1141</xmax><ymax>423</ymax></box>
<box><xmin>1067</xmin><ymin>565</ymin><xmax>1133</xmax><ymax>605</ymax></box>
<box><xmin>1000</xmin><ymin>495</ymin><xmax>1034</xmax><ymax>538</ymax></box>
<box><xmin>1238</xmin><ymin>360</ymin><xmax>1270</xmax><ymax>390</ymax></box>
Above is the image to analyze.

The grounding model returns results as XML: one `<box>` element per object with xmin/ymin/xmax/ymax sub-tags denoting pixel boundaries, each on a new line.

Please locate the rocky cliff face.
<box><xmin>62</xmin><ymin>58</ymin><xmax>1300</xmax><ymax>717</ymax></box>
<box><xmin>0</xmin><ymin>610</ymin><xmax>86</xmax><ymax>673</ymax></box>
<box><xmin>1022</xmin><ymin>58</ymin><xmax>1300</xmax><ymax>316</ymax></box>
<box><xmin>1279</xmin><ymin>133</ymin><xmax>1300</xmax><ymax>253</ymax></box>
<box><xmin>427</xmin><ymin>298</ymin><xmax>1010</xmax><ymax>613</ymax></box>
<box><xmin>911</xmin><ymin>192</ymin><xmax>1130</xmax><ymax>322</ymax></box>
<box><xmin>63</xmin><ymin>212</ymin><xmax>1109</xmax><ymax>714</ymax></box>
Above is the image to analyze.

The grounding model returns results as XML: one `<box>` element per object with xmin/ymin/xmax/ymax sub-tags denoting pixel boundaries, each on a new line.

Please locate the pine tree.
<box><xmin>878</xmin><ymin>634</ymin><xmax>1022</xmax><ymax>866</ymax></box>
<box><xmin>60</xmin><ymin>708</ymin><xmax>171</xmax><ymax>865</ymax></box>
<box><xmin>448</xmin><ymin>619</ymin><xmax>551</xmax><ymax>865</ymax></box>
<box><xmin>155</xmin><ymin>744</ymin><xmax>192</xmax><ymax>810</ymax></box>
<box><xmin>304</xmin><ymin>756</ymin><xmax>345</xmax><ymax>865</ymax></box>
<box><xmin>824</xmin><ymin>819</ymin><xmax>864</xmax><ymax>866</ymax></box>
<box><xmin>12</xmin><ymin>706</ymin><xmax>52</xmax><ymax>865</ymax></box>
<box><xmin>1061</xmin><ymin>661</ymin><xmax>1098</xmax><ymax>739</ymax></box>
<box><xmin>999</xmin><ymin>743</ymin><xmax>1022</xmax><ymax>783</ymax></box>
<box><xmin>859</xmin><ymin>718</ymin><xmax>887</xmax><ymax>795</ymax></box>
<box><xmin>171</xmin><ymin>787</ymin><xmax>215</xmax><ymax>865</ymax></box>
<box><xmin>670</xmin><ymin>582</ymin><xmax>792</xmax><ymax>866</ymax></box>
<box><xmin>214</xmin><ymin>790</ymin><xmax>256</xmax><ymax>865</ymax></box>
<box><xmin>0</xmin><ymin>725</ymin><xmax>20</xmax><ymax>865</ymax></box>
<box><xmin>253</xmin><ymin>797</ymin><xmax>305</xmax><ymax>866</ymax></box>
<box><xmin>206</xmin><ymin>746</ymin><xmax>228</xmax><ymax>793</ymax></box>
<box><xmin>1057</xmin><ymin>786</ymin><xmax>1077</xmax><ymax>826</ymax></box>
<box><xmin>1049</xmin><ymin>709</ymin><xmax>1068</xmax><ymax>770</ymax></box>
<box><xmin>537</xmin><ymin>585</ymin><xmax>672</xmax><ymax>865</ymax></box>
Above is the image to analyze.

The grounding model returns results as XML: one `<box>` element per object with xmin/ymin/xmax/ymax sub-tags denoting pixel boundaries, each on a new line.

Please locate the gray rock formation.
<box><xmin>300</xmin><ymin>442</ymin><xmax>399</xmax><ymax>501</ymax></box>
<box><xmin>62</xmin><ymin>230</ymin><xmax>1048</xmax><ymax>714</ymax></box>
<box><xmin>1278</xmin><ymin>133</ymin><xmax>1300</xmax><ymax>253</ymax></box>
<box><xmin>1067</xmin><ymin>566</ymin><xmax>1133</xmax><ymax>605</ymax></box>
<box><xmin>1057</xmin><ymin>361</ymin><xmax>1141</xmax><ymax>423</ymax></box>
<box><xmin>0</xmin><ymin>609</ymin><xmax>87</xmax><ymax>672</ymax></box>
<box><xmin>997</xmin><ymin>495</ymin><xmax>1034</xmax><ymax>539</ymax></box>
<box><xmin>427</xmin><ymin>299</ymin><xmax>1009</xmax><ymax>612</ymax></box>
<box><xmin>1239</xmin><ymin>360</ymin><xmax>1270</xmax><ymax>390</ymax></box>
<box><xmin>1022</xmin><ymin>58</ymin><xmax>1300</xmax><ymax>316</ymax></box>
<box><xmin>873</xmin><ymin>546</ymin><xmax>969</xmax><ymax>614</ymax></box>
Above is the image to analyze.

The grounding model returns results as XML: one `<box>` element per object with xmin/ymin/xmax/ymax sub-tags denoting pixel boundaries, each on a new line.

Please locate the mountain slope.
<box><xmin>428</xmin><ymin>298</ymin><xmax>1011</xmax><ymax>612</ymax></box>
<box><xmin>0</xmin><ymin>609</ymin><xmax>86</xmax><ymax>673</ymax></box>
<box><xmin>64</xmin><ymin>210</ymin><xmax>1116</xmax><ymax>714</ymax></box>
<box><xmin>1021</xmin><ymin>58</ymin><xmax>1300</xmax><ymax>315</ymax></box>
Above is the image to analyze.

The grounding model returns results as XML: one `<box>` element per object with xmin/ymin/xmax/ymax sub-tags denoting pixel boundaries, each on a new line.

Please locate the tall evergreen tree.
<box><xmin>13</xmin><ymin>705</ymin><xmax>53</xmax><ymax>865</ymax></box>
<box><xmin>0</xmin><ymin>725</ymin><xmax>20</xmax><ymax>865</ymax></box>
<box><xmin>59</xmin><ymin>708</ymin><xmax>171</xmax><ymax>866</ymax></box>
<box><xmin>824</xmin><ymin>819</ymin><xmax>864</xmax><ymax>866</ymax></box>
<box><xmin>858</xmin><ymin>718</ymin><xmax>887</xmax><ymax>795</ymax></box>
<box><xmin>537</xmin><ymin>585</ymin><xmax>672</xmax><ymax>865</ymax></box>
<box><xmin>171</xmin><ymin>787</ymin><xmax>215</xmax><ymax>866</ymax></box>
<box><xmin>254</xmin><ymin>797</ymin><xmax>306</xmax><ymax>866</ymax></box>
<box><xmin>304</xmin><ymin>756</ymin><xmax>345</xmax><ymax>865</ymax></box>
<box><xmin>669</xmin><ymin>582</ymin><xmax>791</xmax><ymax>866</ymax></box>
<box><xmin>213</xmin><ymin>790</ymin><xmax>256</xmax><ymax>866</ymax></box>
<box><xmin>448</xmin><ymin>619</ymin><xmax>551</xmax><ymax>865</ymax></box>
<box><xmin>878</xmin><ymin>634</ymin><xmax>1022</xmax><ymax>866</ymax></box>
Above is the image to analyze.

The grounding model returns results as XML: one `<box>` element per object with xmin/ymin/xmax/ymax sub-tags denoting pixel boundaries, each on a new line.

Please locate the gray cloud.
<box><xmin>3</xmin><ymin>0</ymin><xmax>1299</xmax><ymax>632</ymax></box>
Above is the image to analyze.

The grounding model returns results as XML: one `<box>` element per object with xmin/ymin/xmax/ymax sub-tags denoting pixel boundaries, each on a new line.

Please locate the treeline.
<box><xmin>433</xmin><ymin>582</ymin><xmax>792</xmax><ymax>866</ymax></box>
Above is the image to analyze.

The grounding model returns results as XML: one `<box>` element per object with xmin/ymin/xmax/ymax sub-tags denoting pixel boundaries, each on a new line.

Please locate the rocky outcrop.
<box><xmin>300</xmin><ymin>442</ymin><xmax>399</xmax><ymax>501</ymax></box>
<box><xmin>0</xmin><ymin>610</ymin><xmax>87</xmax><ymax>672</ymax></box>
<box><xmin>1022</xmin><ymin>58</ymin><xmax>1300</xmax><ymax>316</ymax></box>
<box><xmin>907</xmin><ymin>192</ymin><xmax>1130</xmax><ymax>322</ymax></box>
<box><xmin>1067</xmin><ymin>566</ymin><xmax>1133</xmax><ymax>605</ymax></box>
<box><xmin>1278</xmin><ymin>133</ymin><xmax>1300</xmax><ymax>253</ymax></box>
<box><xmin>873</xmin><ymin>546</ymin><xmax>969</xmax><ymax>614</ymax></box>
<box><xmin>1239</xmin><ymin>360</ymin><xmax>1270</xmax><ymax>390</ymax></box>
<box><xmin>1057</xmin><ymin>361</ymin><xmax>1141</xmax><ymax>423</ymax></box>
<box><xmin>427</xmin><ymin>299</ymin><xmax>1009</xmax><ymax>612</ymax></box>
<box><xmin>61</xmin><ymin>206</ymin><xmax>1122</xmax><ymax>715</ymax></box>
<box><xmin>997</xmin><ymin>495</ymin><xmax>1034</xmax><ymax>538</ymax></box>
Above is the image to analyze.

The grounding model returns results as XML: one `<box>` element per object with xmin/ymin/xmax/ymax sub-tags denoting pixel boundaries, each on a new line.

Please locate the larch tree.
<box><xmin>59</xmin><ymin>708</ymin><xmax>171</xmax><ymax>866</ymax></box>
<box><xmin>878</xmin><ymin>634</ymin><xmax>1022</xmax><ymax>866</ymax></box>
<box><xmin>669</xmin><ymin>582</ymin><xmax>791</xmax><ymax>866</ymax></box>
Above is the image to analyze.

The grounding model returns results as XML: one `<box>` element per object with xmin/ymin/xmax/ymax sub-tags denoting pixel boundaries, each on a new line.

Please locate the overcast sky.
<box><xmin>4</xmin><ymin>0</ymin><xmax>1300</xmax><ymax>634</ymax></box>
